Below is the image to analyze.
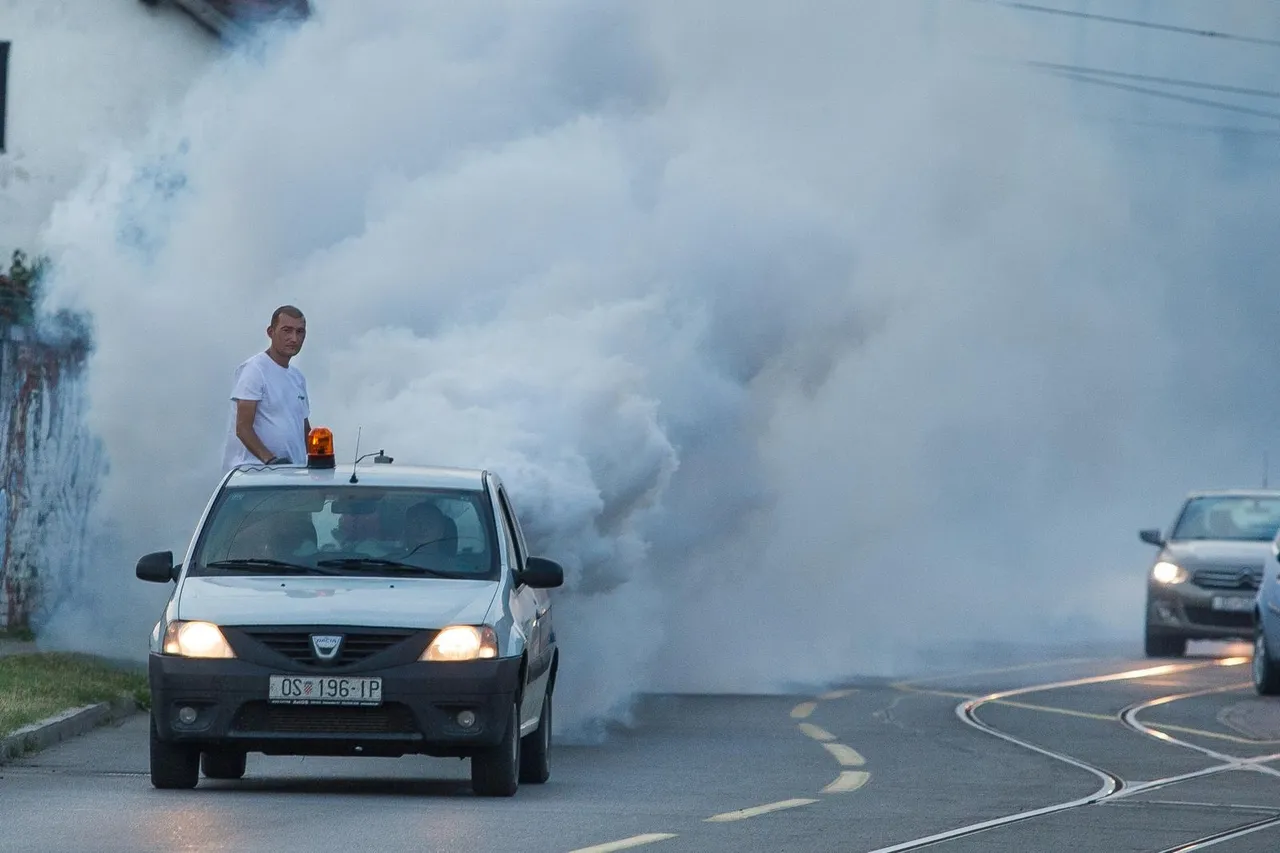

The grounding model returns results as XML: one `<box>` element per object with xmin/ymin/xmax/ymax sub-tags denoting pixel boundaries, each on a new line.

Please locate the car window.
<box><xmin>190</xmin><ymin>486</ymin><xmax>499</xmax><ymax>579</ymax></box>
<box><xmin>1171</xmin><ymin>496</ymin><xmax>1280</xmax><ymax>542</ymax></box>
<box><xmin>496</xmin><ymin>488</ymin><xmax>525</xmax><ymax>569</ymax></box>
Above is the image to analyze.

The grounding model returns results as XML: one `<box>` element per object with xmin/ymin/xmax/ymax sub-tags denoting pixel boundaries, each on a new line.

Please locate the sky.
<box><xmin>13</xmin><ymin>0</ymin><xmax>1280</xmax><ymax>738</ymax></box>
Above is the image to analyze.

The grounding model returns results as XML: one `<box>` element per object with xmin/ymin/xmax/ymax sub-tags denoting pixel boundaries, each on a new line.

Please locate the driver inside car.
<box><xmin>399</xmin><ymin>501</ymin><xmax>457</xmax><ymax>565</ymax></box>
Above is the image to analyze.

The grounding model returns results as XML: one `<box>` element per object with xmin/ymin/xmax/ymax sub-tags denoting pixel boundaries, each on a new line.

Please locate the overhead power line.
<box><xmin>1025</xmin><ymin>60</ymin><xmax>1280</xmax><ymax>100</ymax></box>
<box><xmin>1044</xmin><ymin>71</ymin><xmax>1280</xmax><ymax>120</ymax></box>
<box><xmin>1092</xmin><ymin>117</ymin><xmax>1280</xmax><ymax>138</ymax></box>
<box><xmin>1050</xmin><ymin>70</ymin><xmax>1280</xmax><ymax>121</ymax></box>
<box><xmin>989</xmin><ymin>1</ymin><xmax>1280</xmax><ymax>49</ymax></box>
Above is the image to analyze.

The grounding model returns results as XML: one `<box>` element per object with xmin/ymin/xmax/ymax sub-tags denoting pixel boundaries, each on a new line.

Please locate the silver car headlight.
<box><xmin>420</xmin><ymin>625</ymin><xmax>499</xmax><ymax>662</ymax></box>
<box><xmin>162</xmin><ymin>620</ymin><xmax>237</xmax><ymax>659</ymax></box>
<box><xmin>1152</xmin><ymin>561</ymin><xmax>1188</xmax><ymax>585</ymax></box>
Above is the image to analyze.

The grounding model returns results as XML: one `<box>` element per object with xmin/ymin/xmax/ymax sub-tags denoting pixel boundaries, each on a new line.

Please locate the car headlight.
<box><xmin>1152</xmin><ymin>561</ymin><xmax>1188</xmax><ymax>585</ymax></box>
<box><xmin>162</xmin><ymin>621</ymin><xmax>236</xmax><ymax>659</ymax></box>
<box><xmin>421</xmin><ymin>625</ymin><xmax>499</xmax><ymax>662</ymax></box>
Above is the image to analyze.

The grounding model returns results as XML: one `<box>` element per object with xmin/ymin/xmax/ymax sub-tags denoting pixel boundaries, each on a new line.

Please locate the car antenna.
<box><xmin>350</xmin><ymin>427</ymin><xmax>363</xmax><ymax>484</ymax></box>
<box><xmin>1265</xmin><ymin>451</ymin><xmax>1270</xmax><ymax>489</ymax></box>
<box><xmin>349</xmin><ymin>428</ymin><xmax>394</xmax><ymax>484</ymax></box>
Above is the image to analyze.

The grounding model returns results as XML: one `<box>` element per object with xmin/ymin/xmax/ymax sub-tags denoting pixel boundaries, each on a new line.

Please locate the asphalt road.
<box><xmin>3</xmin><ymin>642</ymin><xmax>1279</xmax><ymax>853</ymax></box>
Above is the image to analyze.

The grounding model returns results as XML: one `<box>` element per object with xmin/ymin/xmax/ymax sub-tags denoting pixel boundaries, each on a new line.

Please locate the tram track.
<box><xmin>869</xmin><ymin>658</ymin><xmax>1280</xmax><ymax>852</ymax></box>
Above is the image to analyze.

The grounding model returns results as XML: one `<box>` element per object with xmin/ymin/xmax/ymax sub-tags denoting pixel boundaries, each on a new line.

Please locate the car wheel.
<box><xmin>1253</xmin><ymin>629</ymin><xmax>1280</xmax><ymax>696</ymax></box>
<box><xmin>471</xmin><ymin>700</ymin><xmax>520</xmax><ymax>797</ymax></box>
<box><xmin>201</xmin><ymin>749</ymin><xmax>247</xmax><ymax>780</ymax></box>
<box><xmin>149</xmin><ymin>714</ymin><xmax>199</xmax><ymax>790</ymax></box>
<box><xmin>519</xmin><ymin>692</ymin><xmax>551</xmax><ymax>784</ymax></box>
<box><xmin>1144</xmin><ymin>628</ymin><xmax>1186</xmax><ymax>658</ymax></box>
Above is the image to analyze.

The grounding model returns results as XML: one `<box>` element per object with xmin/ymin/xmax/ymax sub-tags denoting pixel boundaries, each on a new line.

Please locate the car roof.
<box><xmin>224</xmin><ymin>463</ymin><xmax>489</xmax><ymax>491</ymax></box>
<box><xmin>1183</xmin><ymin>489</ymin><xmax>1280</xmax><ymax>500</ymax></box>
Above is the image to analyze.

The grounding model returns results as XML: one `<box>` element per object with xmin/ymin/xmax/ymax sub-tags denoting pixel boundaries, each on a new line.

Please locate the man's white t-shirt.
<box><xmin>221</xmin><ymin>351</ymin><xmax>310</xmax><ymax>473</ymax></box>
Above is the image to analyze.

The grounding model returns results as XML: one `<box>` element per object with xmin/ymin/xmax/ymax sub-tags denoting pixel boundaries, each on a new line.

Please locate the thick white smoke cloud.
<box><xmin>27</xmin><ymin>1</ymin><xmax>1280</xmax><ymax>734</ymax></box>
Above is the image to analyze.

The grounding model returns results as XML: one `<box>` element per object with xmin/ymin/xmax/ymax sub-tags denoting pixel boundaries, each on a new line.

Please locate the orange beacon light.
<box><xmin>307</xmin><ymin>427</ymin><xmax>335</xmax><ymax>469</ymax></box>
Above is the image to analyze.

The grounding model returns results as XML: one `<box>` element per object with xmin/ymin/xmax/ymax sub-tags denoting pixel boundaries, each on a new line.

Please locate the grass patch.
<box><xmin>0</xmin><ymin>626</ymin><xmax>35</xmax><ymax>642</ymax></box>
<box><xmin>0</xmin><ymin>653</ymin><xmax>149</xmax><ymax>738</ymax></box>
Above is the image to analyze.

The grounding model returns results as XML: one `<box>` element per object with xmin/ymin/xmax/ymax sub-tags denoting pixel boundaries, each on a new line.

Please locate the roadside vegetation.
<box><xmin>0</xmin><ymin>653</ymin><xmax>148</xmax><ymax>738</ymax></box>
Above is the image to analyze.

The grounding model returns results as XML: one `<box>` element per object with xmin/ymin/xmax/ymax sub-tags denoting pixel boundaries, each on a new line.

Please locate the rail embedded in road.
<box><xmin>869</xmin><ymin>657</ymin><xmax>1278</xmax><ymax>853</ymax></box>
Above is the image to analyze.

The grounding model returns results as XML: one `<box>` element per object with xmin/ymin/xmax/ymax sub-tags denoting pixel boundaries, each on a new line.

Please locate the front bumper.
<box><xmin>1147</xmin><ymin>583</ymin><xmax>1257</xmax><ymax>640</ymax></box>
<box><xmin>149</xmin><ymin>653</ymin><xmax>521</xmax><ymax>758</ymax></box>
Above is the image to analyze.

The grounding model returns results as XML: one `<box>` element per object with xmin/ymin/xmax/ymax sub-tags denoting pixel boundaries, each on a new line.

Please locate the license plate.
<box><xmin>1211</xmin><ymin>596</ymin><xmax>1254</xmax><ymax>613</ymax></box>
<box><xmin>269</xmin><ymin>675</ymin><xmax>382</xmax><ymax>706</ymax></box>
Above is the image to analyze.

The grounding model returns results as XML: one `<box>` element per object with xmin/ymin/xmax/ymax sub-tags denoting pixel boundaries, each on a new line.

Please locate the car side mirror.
<box><xmin>520</xmin><ymin>556</ymin><xmax>564</xmax><ymax>589</ymax></box>
<box><xmin>136</xmin><ymin>550</ymin><xmax>179</xmax><ymax>583</ymax></box>
<box><xmin>1139</xmin><ymin>529</ymin><xmax>1164</xmax><ymax>547</ymax></box>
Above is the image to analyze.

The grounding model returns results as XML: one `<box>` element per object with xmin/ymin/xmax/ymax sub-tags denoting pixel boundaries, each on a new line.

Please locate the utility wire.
<box><xmin>987</xmin><ymin>1</ymin><xmax>1280</xmax><ymax>49</ymax></box>
<box><xmin>1050</xmin><ymin>71</ymin><xmax>1280</xmax><ymax>121</ymax></box>
<box><xmin>1094</xmin><ymin>118</ymin><xmax>1280</xmax><ymax>138</ymax></box>
<box><xmin>1025</xmin><ymin>60</ymin><xmax>1280</xmax><ymax>100</ymax></box>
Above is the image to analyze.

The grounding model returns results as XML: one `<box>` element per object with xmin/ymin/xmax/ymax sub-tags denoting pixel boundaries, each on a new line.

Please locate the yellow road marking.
<box><xmin>897</xmin><ymin>686</ymin><xmax>975</xmax><ymax>700</ymax></box>
<box><xmin>994</xmin><ymin>700</ymin><xmax>1114</xmax><ymax>722</ymax></box>
<box><xmin>790</xmin><ymin>702</ymin><xmax>817</xmax><ymax>719</ymax></box>
<box><xmin>941</xmin><ymin>696</ymin><xmax>1280</xmax><ymax>744</ymax></box>
<box><xmin>823</xmin><ymin>770</ymin><xmax>871</xmax><ymax>793</ymax></box>
<box><xmin>799</xmin><ymin>723</ymin><xmax>836</xmax><ymax>741</ymax></box>
<box><xmin>1149</xmin><ymin>721</ymin><xmax>1280</xmax><ymax>745</ymax></box>
<box><xmin>901</xmin><ymin>679</ymin><xmax>1267</xmax><ymax>735</ymax></box>
<box><xmin>822</xmin><ymin>743</ymin><xmax>866</xmax><ymax>766</ymax></box>
<box><xmin>568</xmin><ymin>834</ymin><xmax>677</xmax><ymax>852</ymax></box>
<box><xmin>889</xmin><ymin>657</ymin><xmax>1099</xmax><ymax>690</ymax></box>
<box><xmin>820</xmin><ymin>689</ymin><xmax>855</xmax><ymax>700</ymax></box>
<box><xmin>705</xmin><ymin>798</ymin><xmax>818</xmax><ymax>822</ymax></box>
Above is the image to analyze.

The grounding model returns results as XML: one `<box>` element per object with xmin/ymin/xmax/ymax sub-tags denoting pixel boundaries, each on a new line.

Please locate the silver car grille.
<box><xmin>1192</xmin><ymin>566</ymin><xmax>1262</xmax><ymax>591</ymax></box>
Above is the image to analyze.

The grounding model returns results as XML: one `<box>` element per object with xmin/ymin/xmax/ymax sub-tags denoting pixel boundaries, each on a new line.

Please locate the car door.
<box><xmin>495</xmin><ymin>486</ymin><xmax>546</xmax><ymax>729</ymax></box>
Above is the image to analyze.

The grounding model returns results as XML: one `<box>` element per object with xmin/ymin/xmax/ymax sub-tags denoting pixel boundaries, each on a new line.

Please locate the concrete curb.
<box><xmin>0</xmin><ymin>694</ymin><xmax>140</xmax><ymax>764</ymax></box>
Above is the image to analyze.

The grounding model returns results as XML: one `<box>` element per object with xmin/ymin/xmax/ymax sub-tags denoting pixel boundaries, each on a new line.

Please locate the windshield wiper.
<box><xmin>204</xmin><ymin>559</ymin><xmax>340</xmax><ymax>575</ymax></box>
<box><xmin>315</xmin><ymin>557</ymin><xmax>458</xmax><ymax>577</ymax></box>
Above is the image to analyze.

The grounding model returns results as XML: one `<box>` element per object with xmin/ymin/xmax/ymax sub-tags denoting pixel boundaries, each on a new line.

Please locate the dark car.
<box><xmin>139</xmin><ymin>0</ymin><xmax>310</xmax><ymax>39</ymax></box>
<box><xmin>1139</xmin><ymin>490</ymin><xmax>1280</xmax><ymax>657</ymax></box>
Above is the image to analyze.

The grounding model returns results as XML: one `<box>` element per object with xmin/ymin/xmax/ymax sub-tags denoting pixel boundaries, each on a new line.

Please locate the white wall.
<box><xmin>0</xmin><ymin>0</ymin><xmax>219</xmax><ymax>251</ymax></box>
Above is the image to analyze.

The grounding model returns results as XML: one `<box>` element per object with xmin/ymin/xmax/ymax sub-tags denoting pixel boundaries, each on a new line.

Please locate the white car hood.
<box><xmin>176</xmin><ymin>575</ymin><xmax>499</xmax><ymax>629</ymax></box>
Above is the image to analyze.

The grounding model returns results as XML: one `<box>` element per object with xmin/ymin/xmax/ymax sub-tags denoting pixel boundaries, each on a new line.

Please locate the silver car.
<box><xmin>136</xmin><ymin>428</ymin><xmax>563</xmax><ymax>795</ymax></box>
<box><xmin>1140</xmin><ymin>490</ymin><xmax>1280</xmax><ymax>657</ymax></box>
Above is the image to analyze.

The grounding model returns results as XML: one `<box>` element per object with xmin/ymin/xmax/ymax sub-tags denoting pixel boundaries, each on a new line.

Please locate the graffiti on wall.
<box><xmin>0</xmin><ymin>322</ymin><xmax>102</xmax><ymax>630</ymax></box>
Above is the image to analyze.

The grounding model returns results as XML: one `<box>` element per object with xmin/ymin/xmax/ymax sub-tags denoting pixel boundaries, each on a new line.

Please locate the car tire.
<box><xmin>519</xmin><ymin>693</ymin><xmax>551</xmax><ymax>784</ymax></box>
<box><xmin>150</xmin><ymin>715</ymin><xmax>199</xmax><ymax>790</ymax></box>
<box><xmin>201</xmin><ymin>749</ymin><xmax>247</xmax><ymax>780</ymax></box>
<box><xmin>471</xmin><ymin>700</ymin><xmax>520</xmax><ymax>797</ymax></box>
<box><xmin>1253</xmin><ymin>628</ymin><xmax>1280</xmax><ymax>696</ymax></box>
<box><xmin>1144</xmin><ymin>628</ymin><xmax>1186</xmax><ymax>658</ymax></box>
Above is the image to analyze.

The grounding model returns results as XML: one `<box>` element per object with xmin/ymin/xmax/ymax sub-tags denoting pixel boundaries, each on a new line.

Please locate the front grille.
<box><xmin>1184</xmin><ymin>606</ymin><xmax>1254</xmax><ymax>629</ymax></box>
<box><xmin>231</xmin><ymin>701</ymin><xmax>418</xmax><ymax>735</ymax></box>
<box><xmin>240</xmin><ymin>628</ymin><xmax>419</xmax><ymax>666</ymax></box>
<box><xmin>1192</xmin><ymin>567</ymin><xmax>1262</xmax><ymax>591</ymax></box>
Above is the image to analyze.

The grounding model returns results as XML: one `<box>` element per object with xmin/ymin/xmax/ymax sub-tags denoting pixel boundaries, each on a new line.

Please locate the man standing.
<box><xmin>221</xmin><ymin>305</ymin><xmax>312</xmax><ymax>473</ymax></box>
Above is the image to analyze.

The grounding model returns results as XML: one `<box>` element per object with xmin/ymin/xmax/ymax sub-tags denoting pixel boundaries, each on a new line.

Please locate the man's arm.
<box><xmin>304</xmin><ymin>418</ymin><xmax>311</xmax><ymax>446</ymax></box>
<box><xmin>235</xmin><ymin>399</ymin><xmax>277</xmax><ymax>463</ymax></box>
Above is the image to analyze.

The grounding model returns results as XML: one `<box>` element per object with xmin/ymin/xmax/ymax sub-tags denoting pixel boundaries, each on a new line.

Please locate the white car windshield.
<box><xmin>1170</xmin><ymin>496</ymin><xmax>1280</xmax><ymax>542</ymax></box>
<box><xmin>190</xmin><ymin>486</ymin><xmax>499</xmax><ymax>579</ymax></box>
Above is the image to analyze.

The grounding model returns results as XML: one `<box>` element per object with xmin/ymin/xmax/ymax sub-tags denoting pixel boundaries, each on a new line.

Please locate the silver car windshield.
<box><xmin>1170</xmin><ymin>496</ymin><xmax>1280</xmax><ymax>542</ymax></box>
<box><xmin>190</xmin><ymin>485</ymin><xmax>499</xmax><ymax>579</ymax></box>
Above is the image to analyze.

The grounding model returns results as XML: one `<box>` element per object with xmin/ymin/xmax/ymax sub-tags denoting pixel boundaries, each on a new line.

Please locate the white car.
<box><xmin>136</xmin><ymin>428</ymin><xmax>563</xmax><ymax>796</ymax></box>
